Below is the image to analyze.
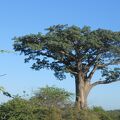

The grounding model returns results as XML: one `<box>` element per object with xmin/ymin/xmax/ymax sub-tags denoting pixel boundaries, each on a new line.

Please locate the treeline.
<box><xmin>0</xmin><ymin>86</ymin><xmax>120</xmax><ymax>120</ymax></box>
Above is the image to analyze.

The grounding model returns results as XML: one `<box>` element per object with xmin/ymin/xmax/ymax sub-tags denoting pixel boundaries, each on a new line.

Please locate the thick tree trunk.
<box><xmin>75</xmin><ymin>74</ymin><xmax>91</xmax><ymax>110</ymax></box>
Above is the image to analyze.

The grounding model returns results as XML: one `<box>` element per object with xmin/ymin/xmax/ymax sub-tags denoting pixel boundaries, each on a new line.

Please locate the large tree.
<box><xmin>13</xmin><ymin>25</ymin><xmax>120</xmax><ymax>109</ymax></box>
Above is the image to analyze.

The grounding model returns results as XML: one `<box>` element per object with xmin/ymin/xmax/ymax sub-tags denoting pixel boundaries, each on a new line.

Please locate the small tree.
<box><xmin>13</xmin><ymin>25</ymin><xmax>120</xmax><ymax>109</ymax></box>
<box><xmin>31</xmin><ymin>86</ymin><xmax>72</xmax><ymax>107</ymax></box>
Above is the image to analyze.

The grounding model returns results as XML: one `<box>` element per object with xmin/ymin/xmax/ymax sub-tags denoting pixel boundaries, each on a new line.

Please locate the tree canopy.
<box><xmin>13</xmin><ymin>25</ymin><xmax>120</xmax><ymax>80</ymax></box>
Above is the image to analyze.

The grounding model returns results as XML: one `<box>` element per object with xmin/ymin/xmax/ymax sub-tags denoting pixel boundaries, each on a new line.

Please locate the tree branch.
<box><xmin>86</xmin><ymin>54</ymin><xmax>102</xmax><ymax>81</ymax></box>
<box><xmin>91</xmin><ymin>79</ymin><xmax>120</xmax><ymax>87</ymax></box>
<box><xmin>37</xmin><ymin>51</ymin><xmax>56</xmax><ymax>59</ymax></box>
<box><xmin>65</xmin><ymin>68</ymin><xmax>78</xmax><ymax>75</ymax></box>
<box><xmin>59</xmin><ymin>50</ymin><xmax>76</xmax><ymax>62</ymax></box>
<box><xmin>87</xmin><ymin>65</ymin><xmax>98</xmax><ymax>81</ymax></box>
<box><xmin>38</xmin><ymin>52</ymin><xmax>77</xmax><ymax>75</ymax></box>
<box><xmin>37</xmin><ymin>50</ymin><xmax>75</xmax><ymax>65</ymax></box>
<box><xmin>97</xmin><ymin>60</ymin><xmax>120</xmax><ymax>68</ymax></box>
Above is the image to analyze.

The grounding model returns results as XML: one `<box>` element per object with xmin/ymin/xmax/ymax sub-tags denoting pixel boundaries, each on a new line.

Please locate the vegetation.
<box><xmin>13</xmin><ymin>24</ymin><xmax>120</xmax><ymax>109</ymax></box>
<box><xmin>0</xmin><ymin>50</ymin><xmax>12</xmax><ymax>53</ymax></box>
<box><xmin>31</xmin><ymin>86</ymin><xmax>73</xmax><ymax>108</ymax></box>
<box><xmin>108</xmin><ymin>110</ymin><xmax>120</xmax><ymax>120</ymax></box>
<box><xmin>0</xmin><ymin>25</ymin><xmax>120</xmax><ymax>119</ymax></box>
<box><xmin>0</xmin><ymin>86</ymin><xmax>119</xmax><ymax>120</ymax></box>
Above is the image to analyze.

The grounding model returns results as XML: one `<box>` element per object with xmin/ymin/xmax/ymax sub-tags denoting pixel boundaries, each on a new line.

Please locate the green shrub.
<box><xmin>0</xmin><ymin>97</ymin><xmax>37</xmax><ymax>120</ymax></box>
<box><xmin>107</xmin><ymin>110</ymin><xmax>120</xmax><ymax>120</ymax></box>
<box><xmin>33</xmin><ymin>106</ymin><xmax>62</xmax><ymax>120</ymax></box>
<box><xmin>92</xmin><ymin>107</ymin><xmax>113</xmax><ymax>120</ymax></box>
<box><xmin>62</xmin><ymin>106</ymin><xmax>100</xmax><ymax>120</ymax></box>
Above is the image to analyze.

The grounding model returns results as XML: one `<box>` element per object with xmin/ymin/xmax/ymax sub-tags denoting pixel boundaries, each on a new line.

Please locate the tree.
<box><xmin>31</xmin><ymin>86</ymin><xmax>72</xmax><ymax>108</ymax></box>
<box><xmin>13</xmin><ymin>25</ymin><xmax>120</xmax><ymax>109</ymax></box>
<box><xmin>30</xmin><ymin>86</ymin><xmax>72</xmax><ymax>120</ymax></box>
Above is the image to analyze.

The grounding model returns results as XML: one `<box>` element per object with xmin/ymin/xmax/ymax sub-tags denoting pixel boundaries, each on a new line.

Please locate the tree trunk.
<box><xmin>75</xmin><ymin>74</ymin><xmax>91</xmax><ymax>110</ymax></box>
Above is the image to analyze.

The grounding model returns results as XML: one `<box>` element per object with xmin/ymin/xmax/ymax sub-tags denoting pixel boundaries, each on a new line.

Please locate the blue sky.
<box><xmin>0</xmin><ymin>0</ymin><xmax>120</xmax><ymax>110</ymax></box>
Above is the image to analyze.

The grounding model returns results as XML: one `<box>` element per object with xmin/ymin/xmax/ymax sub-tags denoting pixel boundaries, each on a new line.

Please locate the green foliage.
<box><xmin>0</xmin><ymin>86</ymin><xmax>70</xmax><ymax>120</ymax></box>
<box><xmin>31</xmin><ymin>86</ymin><xmax>73</xmax><ymax>107</ymax></box>
<box><xmin>107</xmin><ymin>110</ymin><xmax>120</xmax><ymax>120</ymax></box>
<box><xmin>0</xmin><ymin>98</ymin><xmax>119</xmax><ymax>120</ymax></box>
<box><xmin>92</xmin><ymin>107</ymin><xmax>113</xmax><ymax>120</ymax></box>
<box><xmin>63</xmin><ymin>107</ymin><xmax>96</xmax><ymax>120</ymax></box>
<box><xmin>0</xmin><ymin>87</ymin><xmax>12</xmax><ymax>98</ymax></box>
<box><xmin>0</xmin><ymin>50</ymin><xmax>13</xmax><ymax>53</ymax></box>
<box><xmin>0</xmin><ymin>87</ymin><xmax>119</xmax><ymax>120</ymax></box>
<box><xmin>0</xmin><ymin>97</ymin><xmax>37</xmax><ymax>120</ymax></box>
<box><xmin>0</xmin><ymin>86</ymin><xmax>120</xmax><ymax>120</ymax></box>
<box><xmin>1</xmin><ymin>99</ymin><xmax>116</xmax><ymax>120</ymax></box>
<box><xmin>62</xmin><ymin>106</ymin><xmax>110</xmax><ymax>120</ymax></box>
<box><xmin>77</xmin><ymin>110</ymin><xmax>100</xmax><ymax>120</ymax></box>
<box><xmin>13</xmin><ymin>25</ymin><xmax>120</xmax><ymax>83</ymax></box>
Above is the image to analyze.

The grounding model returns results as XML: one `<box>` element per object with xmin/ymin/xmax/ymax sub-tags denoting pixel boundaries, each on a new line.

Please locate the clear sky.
<box><xmin>0</xmin><ymin>0</ymin><xmax>120</xmax><ymax>110</ymax></box>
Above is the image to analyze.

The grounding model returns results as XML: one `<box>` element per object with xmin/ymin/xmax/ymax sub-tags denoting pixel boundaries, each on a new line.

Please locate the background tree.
<box><xmin>13</xmin><ymin>25</ymin><xmax>120</xmax><ymax>109</ymax></box>
<box><xmin>31</xmin><ymin>86</ymin><xmax>72</xmax><ymax>108</ymax></box>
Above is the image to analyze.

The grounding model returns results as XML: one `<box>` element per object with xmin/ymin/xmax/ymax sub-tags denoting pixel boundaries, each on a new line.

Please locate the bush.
<box><xmin>92</xmin><ymin>107</ymin><xmax>113</xmax><ymax>120</ymax></box>
<box><xmin>0</xmin><ymin>97</ymin><xmax>37</xmax><ymax>120</ymax></box>
<box><xmin>33</xmin><ymin>106</ymin><xmax>62</xmax><ymax>120</ymax></box>
<box><xmin>62</xmin><ymin>107</ymin><xmax>100</xmax><ymax>120</ymax></box>
<box><xmin>107</xmin><ymin>110</ymin><xmax>120</xmax><ymax>120</ymax></box>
